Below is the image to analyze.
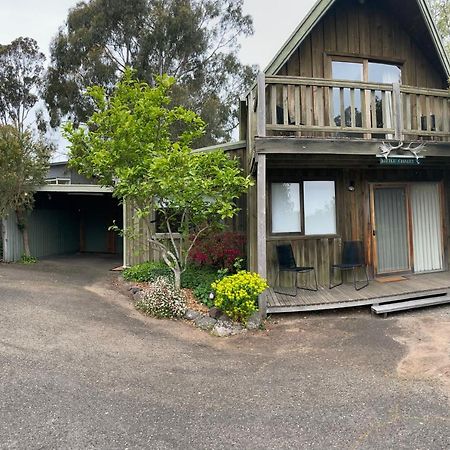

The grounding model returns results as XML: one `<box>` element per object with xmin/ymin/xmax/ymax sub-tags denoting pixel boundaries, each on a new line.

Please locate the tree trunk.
<box><xmin>174</xmin><ymin>267</ymin><xmax>181</xmax><ymax>290</ymax></box>
<box><xmin>22</xmin><ymin>226</ymin><xmax>31</xmax><ymax>257</ymax></box>
<box><xmin>16</xmin><ymin>209</ymin><xmax>31</xmax><ymax>257</ymax></box>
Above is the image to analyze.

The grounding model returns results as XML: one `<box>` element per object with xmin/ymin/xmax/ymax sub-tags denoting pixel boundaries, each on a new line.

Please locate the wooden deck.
<box><xmin>267</xmin><ymin>271</ymin><xmax>450</xmax><ymax>313</ymax></box>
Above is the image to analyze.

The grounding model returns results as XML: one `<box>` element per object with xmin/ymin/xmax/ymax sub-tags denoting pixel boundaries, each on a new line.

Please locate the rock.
<box><xmin>133</xmin><ymin>290</ymin><xmax>144</xmax><ymax>302</ymax></box>
<box><xmin>246</xmin><ymin>311</ymin><xmax>262</xmax><ymax>330</ymax></box>
<box><xmin>185</xmin><ymin>309</ymin><xmax>201</xmax><ymax>321</ymax></box>
<box><xmin>194</xmin><ymin>315</ymin><xmax>217</xmax><ymax>331</ymax></box>
<box><xmin>218</xmin><ymin>313</ymin><xmax>232</xmax><ymax>322</ymax></box>
<box><xmin>208</xmin><ymin>307</ymin><xmax>222</xmax><ymax>319</ymax></box>
<box><xmin>131</xmin><ymin>287</ymin><xmax>141</xmax><ymax>295</ymax></box>
<box><xmin>212</xmin><ymin>322</ymin><xmax>234</xmax><ymax>337</ymax></box>
<box><xmin>212</xmin><ymin>320</ymin><xmax>245</xmax><ymax>337</ymax></box>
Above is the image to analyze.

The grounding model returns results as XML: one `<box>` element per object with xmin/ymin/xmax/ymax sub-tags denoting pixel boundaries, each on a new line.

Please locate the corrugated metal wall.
<box><xmin>3</xmin><ymin>213</ymin><xmax>23</xmax><ymax>262</ymax></box>
<box><xmin>411</xmin><ymin>183</ymin><xmax>443</xmax><ymax>273</ymax></box>
<box><xmin>374</xmin><ymin>187</ymin><xmax>410</xmax><ymax>273</ymax></box>
<box><xmin>2</xmin><ymin>209</ymin><xmax>79</xmax><ymax>262</ymax></box>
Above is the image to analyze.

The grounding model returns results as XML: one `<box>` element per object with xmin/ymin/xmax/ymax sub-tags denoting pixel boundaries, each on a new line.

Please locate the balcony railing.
<box><xmin>253</xmin><ymin>73</ymin><xmax>450</xmax><ymax>141</ymax></box>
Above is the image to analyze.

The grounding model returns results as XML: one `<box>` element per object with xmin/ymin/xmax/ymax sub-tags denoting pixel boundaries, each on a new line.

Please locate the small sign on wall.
<box><xmin>379</xmin><ymin>157</ymin><xmax>422</xmax><ymax>165</ymax></box>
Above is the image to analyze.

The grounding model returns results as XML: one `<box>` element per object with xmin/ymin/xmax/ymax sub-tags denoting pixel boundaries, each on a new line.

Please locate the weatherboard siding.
<box><xmin>278</xmin><ymin>0</ymin><xmax>446</xmax><ymax>89</ymax></box>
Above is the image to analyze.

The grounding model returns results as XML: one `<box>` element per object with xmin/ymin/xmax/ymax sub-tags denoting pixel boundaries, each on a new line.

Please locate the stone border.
<box><xmin>122</xmin><ymin>279</ymin><xmax>262</xmax><ymax>337</ymax></box>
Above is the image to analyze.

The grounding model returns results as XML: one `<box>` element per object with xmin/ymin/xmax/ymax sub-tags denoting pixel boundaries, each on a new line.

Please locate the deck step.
<box><xmin>371</xmin><ymin>295</ymin><xmax>450</xmax><ymax>317</ymax></box>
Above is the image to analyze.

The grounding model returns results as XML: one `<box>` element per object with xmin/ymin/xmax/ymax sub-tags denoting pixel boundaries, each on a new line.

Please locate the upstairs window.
<box><xmin>331</xmin><ymin>59</ymin><xmax>402</xmax><ymax>131</ymax></box>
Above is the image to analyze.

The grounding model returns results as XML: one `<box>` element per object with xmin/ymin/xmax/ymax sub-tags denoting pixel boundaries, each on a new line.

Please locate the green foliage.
<box><xmin>0</xmin><ymin>126</ymin><xmax>51</xmax><ymax>220</ymax></box>
<box><xmin>180</xmin><ymin>265</ymin><xmax>217</xmax><ymax>289</ymax></box>
<box><xmin>428</xmin><ymin>0</ymin><xmax>450</xmax><ymax>56</ymax></box>
<box><xmin>136</xmin><ymin>277</ymin><xmax>187</xmax><ymax>319</ymax></box>
<box><xmin>123</xmin><ymin>261</ymin><xmax>173</xmax><ymax>283</ymax></box>
<box><xmin>0</xmin><ymin>37</ymin><xmax>46</xmax><ymax>133</ymax></box>
<box><xmin>19</xmin><ymin>254</ymin><xmax>37</xmax><ymax>264</ymax></box>
<box><xmin>44</xmin><ymin>0</ymin><xmax>256</xmax><ymax>146</ymax></box>
<box><xmin>212</xmin><ymin>271</ymin><xmax>268</xmax><ymax>324</ymax></box>
<box><xmin>181</xmin><ymin>265</ymin><xmax>218</xmax><ymax>307</ymax></box>
<box><xmin>65</xmin><ymin>70</ymin><xmax>252</xmax><ymax>288</ymax></box>
<box><xmin>123</xmin><ymin>261</ymin><xmax>218</xmax><ymax>307</ymax></box>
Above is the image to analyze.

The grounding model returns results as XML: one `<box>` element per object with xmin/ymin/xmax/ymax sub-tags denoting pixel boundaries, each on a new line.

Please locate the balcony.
<box><xmin>251</xmin><ymin>73</ymin><xmax>450</xmax><ymax>142</ymax></box>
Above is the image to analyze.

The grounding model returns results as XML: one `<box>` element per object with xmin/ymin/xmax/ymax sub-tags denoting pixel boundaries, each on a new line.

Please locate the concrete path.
<box><xmin>0</xmin><ymin>255</ymin><xmax>449</xmax><ymax>449</ymax></box>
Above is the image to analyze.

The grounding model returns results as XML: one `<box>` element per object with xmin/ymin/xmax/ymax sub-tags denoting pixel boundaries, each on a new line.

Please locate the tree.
<box><xmin>64</xmin><ymin>69</ymin><xmax>252</xmax><ymax>288</ymax></box>
<box><xmin>0</xmin><ymin>37</ymin><xmax>46</xmax><ymax>134</ymax></box>
<box><xmin>0</xmin><ymin>126</ymin><xmax>51</xmax><ymax>257</ymax></box>
<box><xmin>45</xmin><ymin>0</ymin><xmax>255</xmax><ymax>147</ymax></box>
<box><xmin>428</xmin><ymin>0</ymin><xmax>450</xmax><ymax>55</ymax></box>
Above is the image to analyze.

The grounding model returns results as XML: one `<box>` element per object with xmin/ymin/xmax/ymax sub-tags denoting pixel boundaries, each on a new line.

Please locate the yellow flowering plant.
<box><xmin>212</xmin><ymin>271</ymin><xmax>268</xmax><ymax>323</ymax></box>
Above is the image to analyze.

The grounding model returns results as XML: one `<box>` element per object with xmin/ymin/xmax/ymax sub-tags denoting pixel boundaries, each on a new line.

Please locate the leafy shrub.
<box><xmin>124</xmin><ymin>261</ymin><xmax>218</xmax><ymax>306</ymax></box>
<box><xmin>181</xmin><ymin>265</ymin><xmax>218</xmax><ymax>307</ymax></box>
<box><xmin>212</xmin><ymin>271</ymin><xmax>268</xmax><ymax>323</ymax></box>
<box><xmin>19</xmin><ymin>254</ymin><xmax>37</xmax><ymax>264</ymax></box>
<box><xmin>190</xmin><ymin>231</ymin><xmax>246</xmax><ymax>270</ymax></box>
<box><xmin>136</xmin><ymin>277</ymin><xmax>187</xmax><ymax>319</ymax></box>
<box><xmin>123</xmin><ymin>261</ymin><xmax>173</xmax><ymax>283</ymax></box>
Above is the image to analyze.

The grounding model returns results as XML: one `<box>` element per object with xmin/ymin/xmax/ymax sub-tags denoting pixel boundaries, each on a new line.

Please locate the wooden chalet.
<box><xmin>241</xmin><ymin>0</ymin><xmax>450</xmax><ymax>315</ymax></box>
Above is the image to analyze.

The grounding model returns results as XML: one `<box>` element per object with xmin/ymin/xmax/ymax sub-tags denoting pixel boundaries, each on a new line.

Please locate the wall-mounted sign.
<box><xmin>379</xmin><ymin>157</ymin><xmax>421</xmax><ymax>165</ymax></box>
<box><xmin>377</xmin><ymin>141</ymin><xmax>426</xmax><ymax>164</ymax></box>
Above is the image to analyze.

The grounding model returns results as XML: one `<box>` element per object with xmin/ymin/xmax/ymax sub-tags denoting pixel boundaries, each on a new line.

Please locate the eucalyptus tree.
<box><xmin>0</xmin><ymin>37</ymin><xmax>46</xmax><ymax>134</ymax></box>
<box><xmin>429</xmin><ymin>0</ymin><xmax>450</xmax><ymax>55</ymax></box>
<box><xmin>45</xmin><ymin>0</ymin><xmax>255</xmax><ymax>147</ymax></box>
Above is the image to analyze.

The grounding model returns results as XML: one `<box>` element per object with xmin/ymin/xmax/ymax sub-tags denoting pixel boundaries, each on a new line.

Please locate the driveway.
<box><xmin>0</xmin><ymin>256</ymin><xmax>449</xmax><ymax>449</ymax></box>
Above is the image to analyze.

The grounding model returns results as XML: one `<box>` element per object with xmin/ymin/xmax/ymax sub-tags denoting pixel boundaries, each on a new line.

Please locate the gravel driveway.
<box><xmin>0</xmin><ymin>255</ymin><xmax>449</xmax><ymax>449</ymax></box>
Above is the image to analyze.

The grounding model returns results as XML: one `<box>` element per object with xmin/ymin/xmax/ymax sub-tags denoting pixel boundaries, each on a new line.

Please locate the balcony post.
<box><xmin>256</xmin><ymin>153</ymin><xmax>267</xmax><ymax>317</ymax></box>
<box><xmin>256</xmin><ymin>72</ymin><xmax>266</xmax><ymax>137</ymax></box>
<box><xmin>393</xmin><ymin>82</ymin><xmax>403</xmax><ymax>140</ymax></box>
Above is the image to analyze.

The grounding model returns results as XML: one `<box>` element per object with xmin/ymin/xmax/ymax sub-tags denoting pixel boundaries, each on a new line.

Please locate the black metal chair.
<box><xmin>275</xmin><ymin>244</ymin><xmax>318</xmax><ymax>296</ymax></box>
<box><xmin>329</xmin><ymin>240</ymin><xmax>369</xmax><ymax>291</ymax></box>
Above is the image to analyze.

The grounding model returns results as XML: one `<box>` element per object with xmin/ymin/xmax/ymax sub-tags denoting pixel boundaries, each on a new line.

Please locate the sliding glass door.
<box><xmin>372</xmin><ymin>183</ymin><xmax>443</xmax><ymax>275</ymax></box>
<box><xmin>373</xmin><ymin>186</ymin><xmax>410</xmax><ymax>274</ymax></box>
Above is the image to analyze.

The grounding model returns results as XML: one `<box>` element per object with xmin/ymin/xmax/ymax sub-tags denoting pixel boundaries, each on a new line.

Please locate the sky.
<box><xmin>1</xmin><ymin>0</ymin><xmax>317</xmax><ymax>68</ymax></box>
<box><xmin>0</xmin><ymin>0</ymin><xmax>317</xmax><ymax>158</ymax></box>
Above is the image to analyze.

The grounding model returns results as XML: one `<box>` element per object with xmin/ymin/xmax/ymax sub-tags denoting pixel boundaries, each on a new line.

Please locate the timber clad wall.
<box><xmin>279</xmin><ymin>0</ymin><xmax>446</xmax><ymax>88</ymax></box>
<box><xmin>245</xmin><ymin>0</ymin><xmax>450</xmax><ymax>291</ymax></box>
<box><xmin>260</xmin><ymin>165</ymin><xmax>450</xmax><ymax>287</ymax></box>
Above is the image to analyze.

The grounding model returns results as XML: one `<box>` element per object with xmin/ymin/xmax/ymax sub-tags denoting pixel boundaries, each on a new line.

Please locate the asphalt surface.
<box><xmin>0</xmin><ymin>255</ymin><xmax>449</xmax><ymax>449</ymax></box>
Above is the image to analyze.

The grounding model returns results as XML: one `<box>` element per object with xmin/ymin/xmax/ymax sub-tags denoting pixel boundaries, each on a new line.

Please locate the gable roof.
<box><xmin>264</xmin><ymin>0</ymin><xmax>450</xmax><ymax>79</ymax></box>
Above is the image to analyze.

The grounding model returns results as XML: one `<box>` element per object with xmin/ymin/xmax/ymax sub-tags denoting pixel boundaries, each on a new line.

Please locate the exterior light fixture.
<box><xmin>348</xmin><ymin>181</ymin><xmax>355</xmax><ymax>192</ymax></box>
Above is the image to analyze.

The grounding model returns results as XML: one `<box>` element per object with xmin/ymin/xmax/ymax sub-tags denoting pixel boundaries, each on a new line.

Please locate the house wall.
<box><xmin>278</xmin><ymin>0</ymin><xmax>447</xmax><ymax>89</ymax></box>
<box><xmin>254</xmin><ymin>163</ymin><xmax>450</xmax><ymax>287</ymax></box>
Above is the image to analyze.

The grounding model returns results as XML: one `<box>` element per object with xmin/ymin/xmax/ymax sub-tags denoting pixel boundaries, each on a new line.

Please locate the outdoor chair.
<box><xmin>329</xmin><ymin>240</ymin><xmax>369</xmax><ymax>291</ymax></box>
<box><xmin>275</xmin><ymin>244</ymin><xmax>318</xmax><ymax>296</ymax></box>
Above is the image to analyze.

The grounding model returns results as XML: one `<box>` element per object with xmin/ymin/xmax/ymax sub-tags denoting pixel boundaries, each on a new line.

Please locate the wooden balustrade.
<box><xmin>254</xmin><ymin>74</ymin><xmax>450</xmax><ymax>141</ymax></box>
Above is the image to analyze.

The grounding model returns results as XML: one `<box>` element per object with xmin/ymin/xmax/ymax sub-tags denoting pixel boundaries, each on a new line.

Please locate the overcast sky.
<box><xmin>0</xmin><ymin>0</ymin><xmax>317</xmax><ymax>159</ymax></box>
<box><xmin>1</xmin><ymin>0</ymin><xmax>317</xmax><ymax>68</ymax></box>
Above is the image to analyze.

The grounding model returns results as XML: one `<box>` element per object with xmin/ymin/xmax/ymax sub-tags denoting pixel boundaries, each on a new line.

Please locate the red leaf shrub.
<box><xmin>190</xmin><ymin>231</ymin><xmax>246</xmax><ymax>270</ymax></box>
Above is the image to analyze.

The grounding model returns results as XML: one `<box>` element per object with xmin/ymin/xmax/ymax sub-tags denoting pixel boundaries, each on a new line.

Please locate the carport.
<box><xmin>1</xmin><ymin>184</ymin><xmax>123</xmax><ymax>263</ymax></box>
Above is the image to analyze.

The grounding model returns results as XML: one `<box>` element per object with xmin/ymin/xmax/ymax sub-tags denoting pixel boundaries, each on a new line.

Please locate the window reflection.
<box><xmin>304</xmin><ymin>181</ymin><xmax>336</xmax><ymax>235</ymax></box>
<box><xmin>271</xmin><ymin>183</ymin><xmax>301</xmax><ymax>233</ymax></box>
